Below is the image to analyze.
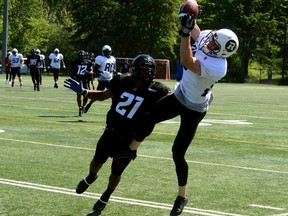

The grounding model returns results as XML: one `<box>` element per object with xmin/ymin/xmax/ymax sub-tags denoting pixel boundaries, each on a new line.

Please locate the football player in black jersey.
<box><xmin>69</xmin><ymin>50</ymin><xmax>94</xmax><ymax>117</ymax></box>
<box><xmin>64</xmin><ymin>54</ymin><xmax>171</xmax><ymax>215</ymax></box>
<box><xmin>27</xmin><ymin>48</ymin><xmax>41</xmax><ymax>91</ymax></box>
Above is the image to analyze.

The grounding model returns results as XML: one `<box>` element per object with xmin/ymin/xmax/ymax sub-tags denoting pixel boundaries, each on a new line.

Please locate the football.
<box><xmin>178</xmin><ymin>0</ymin><xmax>199</xmax><ymax>19</ymax></box>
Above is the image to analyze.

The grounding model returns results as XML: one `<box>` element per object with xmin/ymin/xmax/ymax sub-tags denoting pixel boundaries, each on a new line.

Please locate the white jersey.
<box><xmin>9</xmin><ymin>54</ymin><xmax>24</xmax><ymax>68</ymax></box>
<box><xmin>49</xmin><ymin>53</ymin><xmax>64</xmax><ymax>69</ymax></box>
<box><xmin>174</xmin><ymin>30</ymin><xmax>227</xmax><ymax>113</ymax></box>
<box><xmin>38</xmin><ymin>54</ymin><xmax>45</xmax><ymax>68</ymax></box>
<box><xmin>95</xmin><ymin>55</ymin><xmax>116</xmax><ymax>81</ymax></box>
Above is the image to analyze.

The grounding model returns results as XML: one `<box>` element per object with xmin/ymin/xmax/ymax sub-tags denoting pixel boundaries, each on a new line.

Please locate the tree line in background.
<box><xmin>1</xmin><ymin>0</ymin><xmax>287</xmax><ymax>83</ymax></box>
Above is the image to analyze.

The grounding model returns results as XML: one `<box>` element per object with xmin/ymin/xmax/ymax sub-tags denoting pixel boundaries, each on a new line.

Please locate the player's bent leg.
<box><xmin>76</xmin><ymin>174</ymin><xmax>98</xmax><ymax>194</ymax></box>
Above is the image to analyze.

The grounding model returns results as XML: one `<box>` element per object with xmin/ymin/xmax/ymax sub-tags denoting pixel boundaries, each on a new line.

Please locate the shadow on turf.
<box><xmin>86</xmin><ymin>211</ymin><xmax>101</xmax><ymax>216</ymax></box>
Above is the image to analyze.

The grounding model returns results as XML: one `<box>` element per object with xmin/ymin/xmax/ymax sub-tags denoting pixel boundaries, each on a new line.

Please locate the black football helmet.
<box><xmin>102</xmin><ymin>45</ymin><xmax>112</xmax><ymax>58</ymax></box>
<box><xmin>31</xmin><ymin>48</ymin><xmax>37</xmax><ymax>55</ymax></box>
<box><xmin>131</xmin><ymin>54</ymin><xmax>156</xmax><ymax>83</ymax></box>
<box><xmin>89</xmin><ymin>52</ymin><xmax>95</xmax><ymax>60</ymax></box>
<box><xmin>77</xmin><ymin>50</ymin><xmax>86</xmax><ymax>59</ymax></box>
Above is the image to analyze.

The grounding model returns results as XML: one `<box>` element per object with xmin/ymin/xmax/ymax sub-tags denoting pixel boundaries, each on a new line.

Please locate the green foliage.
<box><xmin>1</xmin><ymin>0</ymin><xmax>287</xmax><ymax>82</ymax></box>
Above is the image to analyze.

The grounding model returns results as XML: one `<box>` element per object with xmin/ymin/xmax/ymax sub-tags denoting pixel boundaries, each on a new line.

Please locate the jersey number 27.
<box><xmin>115</xmin><ymin>92</ymin><xmax>144</xmax><ymax>119</ymax></box>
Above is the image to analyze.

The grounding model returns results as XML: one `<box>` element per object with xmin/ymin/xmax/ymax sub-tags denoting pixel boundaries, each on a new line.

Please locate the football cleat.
<box><xmin>79</xmin><ymin>106</ymin><xmax>84</xmax><ymax>117</ymax></box>
<box><xmin>76</xmin><ymin>175</ymin><xmax>97</xmax><ymax>194</ymax></box>
<box><xmin>83</xmin><ymin>103</ymin><xmax>92</xmax><ymax>113</ymax></box>
<box><xmin>92</xmin><ymin>199</ymin><xmax>107</xmax><ymax>213</ymax></box>
<box><xmin>170</xmin><ymin>196</ymin><xmax>188</xmax><ymax>216</ymax></box>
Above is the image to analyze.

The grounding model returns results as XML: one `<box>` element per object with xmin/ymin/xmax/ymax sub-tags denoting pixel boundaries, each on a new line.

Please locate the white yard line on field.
<box><xmin>0</xmin><ymin>178</ymin><xmax>243</xmax><ymax>216</ymax></box>
<box><xmin>249</xmin><ymin>204</ymin><xmax>286</xmax><ymax>211</ymax></box>
<box><xmin>1</xmin><ymin>137</ymin><xmax>288</xmax><ymax>175</ymax></box>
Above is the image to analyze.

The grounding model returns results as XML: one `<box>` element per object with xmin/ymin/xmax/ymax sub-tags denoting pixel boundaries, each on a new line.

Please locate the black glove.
<box><xmin>113</xmin><ymin>147</ymin><xmax>137</xmax><ymax>160</ymax></box>
<box><xmin>179</xmin><ymin>14</ymin><xmax>195</xmax><ymax>37</ymax></box>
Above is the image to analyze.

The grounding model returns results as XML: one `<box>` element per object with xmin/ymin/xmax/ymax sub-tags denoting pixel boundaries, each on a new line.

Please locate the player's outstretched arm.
<box><xmin>64</xmin><ymin>78</ymin><xmax>113</xmax><ymax>101</ymax></box>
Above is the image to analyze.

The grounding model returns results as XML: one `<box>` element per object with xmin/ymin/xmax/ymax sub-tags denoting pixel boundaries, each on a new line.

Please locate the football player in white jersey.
<box><xmin>83</xmin><ymin>45</ymin><xmax>116</xmax><ymax>113</ymax></box>
<box><xmin>36</xmin><ymin>49</ymin><xmax>46</xmax><ymax>86</ymax></box>
<box><xmin>49</xmin><ymin>48</ymin><xmax>66</xmax><ymax>88</ymax></box>
<box><xmin>126</xmin><ymin>14</ymin><xmax>239</xmax><ymax>216</ymax></box>
<box><xmin>8</xmin><ymin>48</ymin><xmax>24</xmax><ymax>88</ymax></box>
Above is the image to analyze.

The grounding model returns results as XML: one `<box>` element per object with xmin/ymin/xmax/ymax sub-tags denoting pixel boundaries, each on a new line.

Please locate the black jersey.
<box><xmin>106</xmin><ymin>76</ymin><xmax>171</xmax><ymax>136</ymax></box>
<box><xmin>70</xmin><ymin>59</ymin><xmax>93</xmax><ymax>82</ymax></box>
<box><xmin>27</xmin><ymin>54</ymin><xmax>41</xmax><ymax>69</ymax></box>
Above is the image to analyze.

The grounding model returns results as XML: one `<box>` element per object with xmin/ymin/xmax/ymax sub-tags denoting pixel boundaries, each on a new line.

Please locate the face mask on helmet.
<box><xmin>78</xmin><ymin>50</ymin><xmax>86</xmax><ymax>59</ymax></box>
<box><xmin>54</xmin><ymin>48</ymin><xmax>60</xmax><ymax>54</ymax></box>
<box><xmin>36</xmin><ymin>49</ymin><xmax>41</xmax><ymax>55</ymax></box>
<box><xmin>102</xmin><ymin>45</ymin><xmax>112</xmax><ymax>57</ymax></box>
<box><xmin>131</xmin><ymin>54</ymin><xmax>156</xmax><ymax>83</ymax></box>
<box><xmin>12</xmin><ymin>48</ymin><xmax>18</xmax><ymax>55</ymax></box>
<box><xmin>31</xmin><ymin>48</ymin><xmax>37</xmax><ymax>55</ymax></box>
<box><xmin>199</xmin><ymin>29</ymin><xmax>239</xmax><ymax>58</ymax></box>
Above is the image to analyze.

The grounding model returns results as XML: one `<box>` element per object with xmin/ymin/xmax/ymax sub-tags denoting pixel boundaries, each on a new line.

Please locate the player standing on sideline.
<box><xmin>64</xmin><ymin>54</ymin><xmax>171</xmax><ymax>215</ymax></box>
<box><xmin>120</xmin><ymin>58</ymin><xmax>131</xmax><ymax>75</ymax></box>
<box><xmin>4</xmin><ymin>51</ymin><xmax>12</xmax><ymax>84</ymax></box>
<box><xmin>49</xmin><ymin>48</ymin><xmax>66</xmax><ymax>88</ymax></box>
<box><xmin>36</xmin><ymin>49</ymin><xmax>46</xmax><ymax>86</ymax></box>
<box><xmin>8</xmin><ymin>48</ymin><xmax>24</xmax><ymax>88</ymax></box>
<box><xmin>83</xmin><ymin>45</ymin><xmax>116</xmax><ymax>114</ymax></box>
<box><xmin>69</xmin><ymin>50</ymin><xmax>93</xmax><ymax>117</ymax></box>
<box><xmin>125</xmin><ymin>3</ymin><xmax>239</xmax><ymax>215</ymax></box>
<box><xmin>27</xmin><ymin>48</ymin><xmax>41</xmax><ymax>91</ymax></box>
<box><xmin>86</xmin><ymin>52</ymin><xmax>96</xmax><ymax>90</ymax></box>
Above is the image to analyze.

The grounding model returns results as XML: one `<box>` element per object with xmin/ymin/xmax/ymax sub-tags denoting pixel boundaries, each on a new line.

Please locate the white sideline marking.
<box><xmin>249</xmin><ymin>204</ymin><xmax>286</xmax><ymax>211</ymax></box>
<box><xmin>0</xmin><ymin>178</ymin><xmax>243</xmax><ymax>216</ymax></box>
<box><xmin>0</xmin><ymin>129</ymin><xmax>5</xmax><ymax>133</ymax></box>
<box><xmin>1</xmin><ymin>137</ymin><xmax>288</xmax><ymax>175</ymax></box>
<box><xmin>162</xmin><ymin>119</ymin><xmax>253</xmax><ymax>125</ymax></box>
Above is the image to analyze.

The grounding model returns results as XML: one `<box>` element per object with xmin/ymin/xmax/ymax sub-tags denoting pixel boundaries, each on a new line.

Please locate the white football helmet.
<box><xmin>36</xmin><ymin>49</ymin><xmax>41</xmax><ymax>55</ymax></box>
<box><xmin>102</xmin><ymin>45</ymin><xmax>112</xmax><ymax>57</ymax></box>
<box><xmin>199</xmin><ymin>29</ymin><xmax>239</xmax><ymax>58</ymax></box>
<box><xmin>54</xmin><ymin>48</ymin><xmax>60</xmax><ymax>54</ymax></box>
<box><xmin>12</xmin><ymin>48</ymin><xmax>18</xmax><ymax>55</ymax></box>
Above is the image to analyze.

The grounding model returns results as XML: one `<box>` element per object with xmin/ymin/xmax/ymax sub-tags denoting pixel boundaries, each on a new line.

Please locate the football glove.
<box><xmin>64</xmin><ymin>78</ymin><xmax>83</xmax><ymax>94</ymax></box>
<box><xmin>113</xmin><ymin>147</ymin><xmax>137</xmax><ymax>160</ymax></box>
<box><xmin>179</xmin><ymin>14</ymin><xmax>195</xmax><ymax>37</ymax></box>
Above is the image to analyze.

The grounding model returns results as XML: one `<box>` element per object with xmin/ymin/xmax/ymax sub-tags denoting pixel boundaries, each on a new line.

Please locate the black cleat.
<box><xmin>83</xmin><ymin>103</ymin><xmax>92</xmax><ymax>113</ymax></box>
<box><xmin>54</xmin><ymin>83</ymin><xmax>58</xmax><ymax>88</ymax></box>
<box><xmin>34</xmin><ymin>85</ymin><xmax>36</xmax><ymax>91</ymax></box>
<box><xmin>92</xmin><ymin>199</ymin><xmax>107</xmax><ymax>213</ymax></box>
<box><xmin>170</xmin><ymin>196</ymin><xmax>188</xmax><ymax>216</ymax></box>
<box><xmin>76</xmin><ymin>176</ymin><xmax>97</xmax><ymax>194</ymax></box>
<box><xmin>79</xmin><ymin>106</ymin><xmax>84</xmax><ymax>117</ymax></box>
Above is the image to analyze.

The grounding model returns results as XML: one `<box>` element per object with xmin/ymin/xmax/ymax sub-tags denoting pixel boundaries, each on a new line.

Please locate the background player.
<box><xmin>8</xmin><ymin>48</ymin><xmax>24</xmax><ymax>88</ymax></box>
<box><xmin>49</xmin><ymin>48</ymin><xmax>66</xmax><ymax>88</ymax></box>
<box><xmin>27</xmin><ymin>48</ymin><xmax>41</xmax><ymax>91</ymax></box>
<box><xmin>83</xmin><ymin>45</ymin><xmax>116</xmax><ymax>114</ymax></box>
<box><xmin>69</xmin><ymin>50</ymin><xmax>94</xmax><ymax>117</ymax></box>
